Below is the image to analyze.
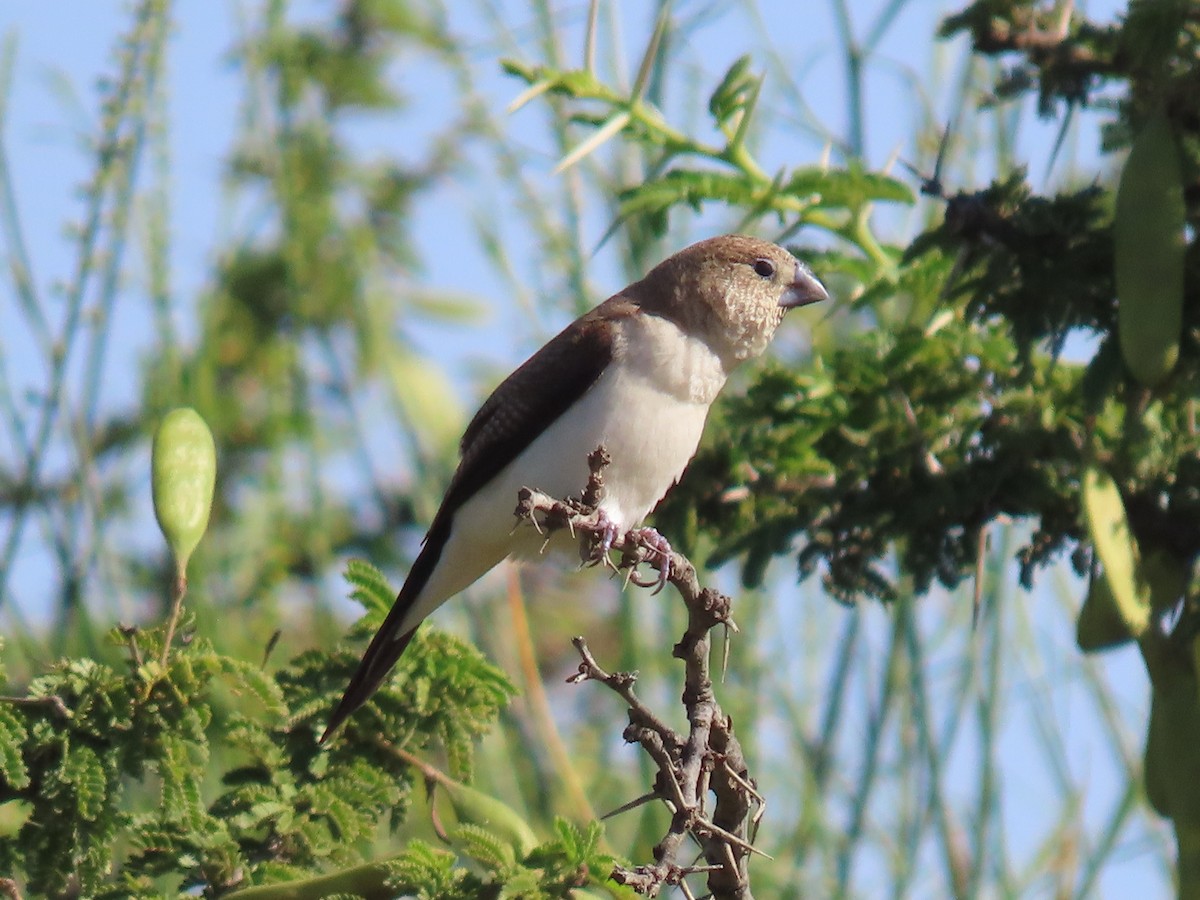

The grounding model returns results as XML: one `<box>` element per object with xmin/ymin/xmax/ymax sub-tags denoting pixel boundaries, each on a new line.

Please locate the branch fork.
<box><xmin>516</xmin><ymin>446</ymin><xmax>763</xmax><ymax>899</ymax></box>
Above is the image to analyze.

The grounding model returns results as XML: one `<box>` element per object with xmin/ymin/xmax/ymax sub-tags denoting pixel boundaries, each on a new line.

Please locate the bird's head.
<box><xmin>635</xmin><ymin>234</ymin><xmax>829</xmax><ymax>367</ymax></box>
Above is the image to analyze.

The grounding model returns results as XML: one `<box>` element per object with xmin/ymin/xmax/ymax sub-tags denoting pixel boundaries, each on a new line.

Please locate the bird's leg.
<box><xmin>626</xmin><ymin>527</ymin><xmax>673</xmax><ymax>594</ymax></box>
<box><xmin>579</xmin><ymin>508</ymin><xmax>622</xmax><ymax>570</ymax></box>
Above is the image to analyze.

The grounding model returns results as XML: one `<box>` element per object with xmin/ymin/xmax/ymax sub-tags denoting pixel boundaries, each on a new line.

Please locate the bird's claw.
<box><xmin>626</xmin><ymin>527</ymin><xmax>672</xmax><ymax>594</ymax></box>
<box><xmin>580</xmin><ymin>516</ymin><xmax>672</xmax><ymax>590</ymax></box>
<box><xmin>581</xmin><ymin>508</ymin><xmax>621</xmax><ymax>570</ymax></box>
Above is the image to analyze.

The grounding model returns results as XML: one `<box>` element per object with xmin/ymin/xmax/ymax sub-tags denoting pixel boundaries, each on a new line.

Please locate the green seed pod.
<box><xmin>1077</xmin><ymin>548</ymin><xmax>1185</xmax><ymax>653</ymax></box>
<box><xmin>442</xmin><ymin>778</ymin><xmax>539</xmax><ymax>859</ymax></box>
<box><xmin>1076</xmin><ymin>569</ymin><xmax>1134</xmax><ymax>652</ymax></box>
<box><xmin>151</xmin><ymin>408</ymin><xmax>216</xmax><ymax>577</ymax></box>
<box><xmin>1144</xmin><ymin>671</ymin><xmax>1200</xmax><ymax>825</ymax></box>
<box><xmin>1194</xmin><ymin>634</ymin><xmax>1200</xmax><ymax>707</ymax></box>
<box><xmin>1081</xmin><ymin>467</ymin><xmax>1150</xmax><ymax>639</ymax></box>
<box><xmin>1144</xmin><ymin>686</ymin><xmax>1173</xmax><ymax>818</ymax></box>
<box><xmin>1142</xmin><ymin>548</ymin><xmax>1188</xmax><ymax>614</ymax></box>
<box><xmin>1115</xmin><ymin>110</ymin><xmax>1186</xmax><ymax>387</ymax></box>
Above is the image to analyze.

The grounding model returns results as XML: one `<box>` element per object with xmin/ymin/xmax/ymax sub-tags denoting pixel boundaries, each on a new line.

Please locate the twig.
<box><xmin>0</xmin><ymin>694</ymin><xmax>72</xmax><ymax>719</ymax></box>
<box><xmin>160</xmin><ymin>569</ymin><xmax>187</xmax><ymax>667</ymax></box>
<box><xmin>567</xmin><ymin>637</ymin><xmax>678</xmax><ymax>748</ymax></box>
<box><xmin>517</xmin><ymin>446</ymin><xmax>760</xmax><ymax>899</ymax></box>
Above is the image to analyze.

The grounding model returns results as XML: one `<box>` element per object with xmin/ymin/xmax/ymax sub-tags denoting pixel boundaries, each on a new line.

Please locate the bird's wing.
<box><xmin>445</xmin><ymin>294</ymin><xmax>638</xmax><ymax>514</ymax></box>
<box><xmin>321</xmin><ymin>295</ymin><xmax>640</xmax><ymax>741</ymax></box>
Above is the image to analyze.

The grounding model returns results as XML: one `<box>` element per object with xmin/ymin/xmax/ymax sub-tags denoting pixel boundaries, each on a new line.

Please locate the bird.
<box><xmin>322</xmin><ymin>234</ymin><xmax>828</xmax><ymax>741</ymax></box>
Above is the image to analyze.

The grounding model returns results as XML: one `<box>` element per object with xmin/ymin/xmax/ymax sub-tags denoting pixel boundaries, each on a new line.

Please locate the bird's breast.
<box><xmin>617</xmin><ymin>312</ymin><xmax>729</xmax><ymax>405</ymax></box>
<box><xmin>526</xmin><ymin>314</ymin><xmax>726</xmax><ymax>529</ymax></box>
<box><xmin>454</xmin><ymin>315</ymin><xmax>727</xmax><ymax>569</ymax></box>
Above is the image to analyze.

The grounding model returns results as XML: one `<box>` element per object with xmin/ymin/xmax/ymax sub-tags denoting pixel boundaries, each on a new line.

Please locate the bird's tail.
<box><xmin>320</xmin><ymin>619</ymin><xmax>418</xmax><ymax>743</ymax></box>
<box><xmin>320</xmin><ymin>518</ymin><xmax>453</xmax><ymax>743</ymax></box>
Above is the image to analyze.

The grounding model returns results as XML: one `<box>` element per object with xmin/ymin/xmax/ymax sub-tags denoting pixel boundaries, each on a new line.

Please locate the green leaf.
<box><xmin>450</xmin><ymin>822</ymin><xmax>518</xmax><ymax>870</ymax></box>
<box><xmin>0</xmin><ymin>705</ymin><xmax>30</xmax><ymax>790</ymax></box>
<box><xmin>64</xmin><ymin>744</ymin><xmax>107</xmax><ymax>821</ymax></box>
<box><xmin>384</xmin><ymin>840</ymin><xmax>465</xmax><ymax>895</ymax></box>
<box><xmin>499</xmin><ymin>61</ymin><xmax>611</xmax><ymax>101</ymax></box>
<box><xmin>0</xmin><ymin>800</ymin><xmax>32</xmax><ymax>839</ymax></box>
<box><xmin>344</xmin><ymin>558</ymin><xmax>396</xmax><ymax>618</ymax></box>
<box><xmin>217</xmin><ymin>655</ymin><xmax>288</xmax><ymax>716</ymax></box>
<box><xmin>785</xmin><ymin>166</ymin><xmax>915</xmax><ymax>208</ymax></box>
<box><xmin>708</xmin><ymin>54</ymin><xmax>754</xmax><ymax>123</ymax></box>
<box><xmin>618</xmin><ymin>169</ymin><xmax>783</xmax><ymax>233</ymax></box>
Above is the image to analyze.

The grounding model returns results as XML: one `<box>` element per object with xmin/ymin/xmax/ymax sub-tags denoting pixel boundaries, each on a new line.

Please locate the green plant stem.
<box><xmin>0</xmin><ymin>35</ymin><xmax>50</xmax><ymax>356</ymax></box>
<box><xmin>833</xmin><ymin>601</ymin><xmax>906</xmax><ymax>898</ymax></box>
<box><xmin>160</xmin><ymin>569</ymin><xmax>186</xmax><ymax>666</ymax></box>
<box><xmin>831</xmin><ymin>0</ymin><xmax>865</xmax><ymax>157</ymax></box>
<box><xmin>967</xmin><ymin>554</ymin><xmax>1004</xmax><ymax>896</ymax></box>
<box><xmin>904</xmin><ymin>606</ymin><xmax>969</xmax><ymax>898</ymax></box>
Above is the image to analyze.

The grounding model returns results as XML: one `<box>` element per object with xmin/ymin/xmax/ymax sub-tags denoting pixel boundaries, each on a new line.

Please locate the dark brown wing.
<box><xmin>443</xmin><ymin>295</ymin><xmax>638</xmax><ymax>516</ymax></box>
<box><xmin>321</xmin><ymin>295</ymin><xmax>639</xmax><ymax>741</ymax></box>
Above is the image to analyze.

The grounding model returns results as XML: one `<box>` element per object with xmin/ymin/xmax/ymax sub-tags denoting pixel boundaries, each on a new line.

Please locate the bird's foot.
<box><xmin>580</xmin><ymin>508</ymin><xmax>622</xmax><ymax>570</ymax></box>
<box><xmin>625</xmin><ymin>527</ymin><xmax>673</xmax><ymax>594</ymax></box>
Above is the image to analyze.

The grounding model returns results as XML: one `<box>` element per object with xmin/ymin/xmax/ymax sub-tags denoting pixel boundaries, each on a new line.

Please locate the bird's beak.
<box><xmin>779</xmin><ymin>265</ymin><xmax>830</xmax><ymax>309</ymax></box>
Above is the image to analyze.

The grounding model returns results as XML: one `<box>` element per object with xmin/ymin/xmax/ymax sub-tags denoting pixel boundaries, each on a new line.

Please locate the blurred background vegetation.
<box><xmin>1</xmin><ymin>0</ymin><xmax>1196</xmax><ymax>896</ymax></box>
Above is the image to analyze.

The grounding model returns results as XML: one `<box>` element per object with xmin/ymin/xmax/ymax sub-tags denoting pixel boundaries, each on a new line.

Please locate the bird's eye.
<box><xmin>753</xmin><ymin>258</ymin><xmax>776</xmax><ymax>278</ymax></box>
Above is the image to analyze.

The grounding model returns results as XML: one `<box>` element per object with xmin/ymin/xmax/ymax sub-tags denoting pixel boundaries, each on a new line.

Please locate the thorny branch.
<box><xmin>515</xmin><ymin>447</ymin><xmax>764</xmax><ymax>900</ymax></box>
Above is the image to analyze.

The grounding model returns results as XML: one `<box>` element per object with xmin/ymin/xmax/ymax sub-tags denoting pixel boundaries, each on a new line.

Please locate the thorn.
<box><xmin>553</xmin><ymin>111</ymin><xmax>631</xmax><ymax>174</ymax></box>
<box><xmin>507</xmin><ymin>78</ymin><xmax>553</xmax><ymax>115</ymax></box>
<box><xmin>601</xmin><ymin>791</ymin><xmax>661</xmax><ymax>820</ymax></box>
<box><xmin>722</xmin><ymin>842</ymin><xmax>739</xmax><ymax>876</ymax></box>
<box><xmin>696</xmin><ymin>820</ymin><xmax>773</xmax><ymax>860</ymax></box>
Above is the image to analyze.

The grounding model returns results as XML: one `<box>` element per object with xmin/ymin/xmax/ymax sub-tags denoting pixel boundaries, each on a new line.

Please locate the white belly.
<box><xmin>397</xmin><ymin>314</ymin><xmax>728</xmax><ymax>633</ymax></box>
<box><xmin>466</xmin><ymin>313</ymin><xmax>728</xmax><ymax>533</ymax></box>
<box><xmin>505</xmin><ymin>360</ymin><xmax>711</xmax><ymax>527</ymax></box>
